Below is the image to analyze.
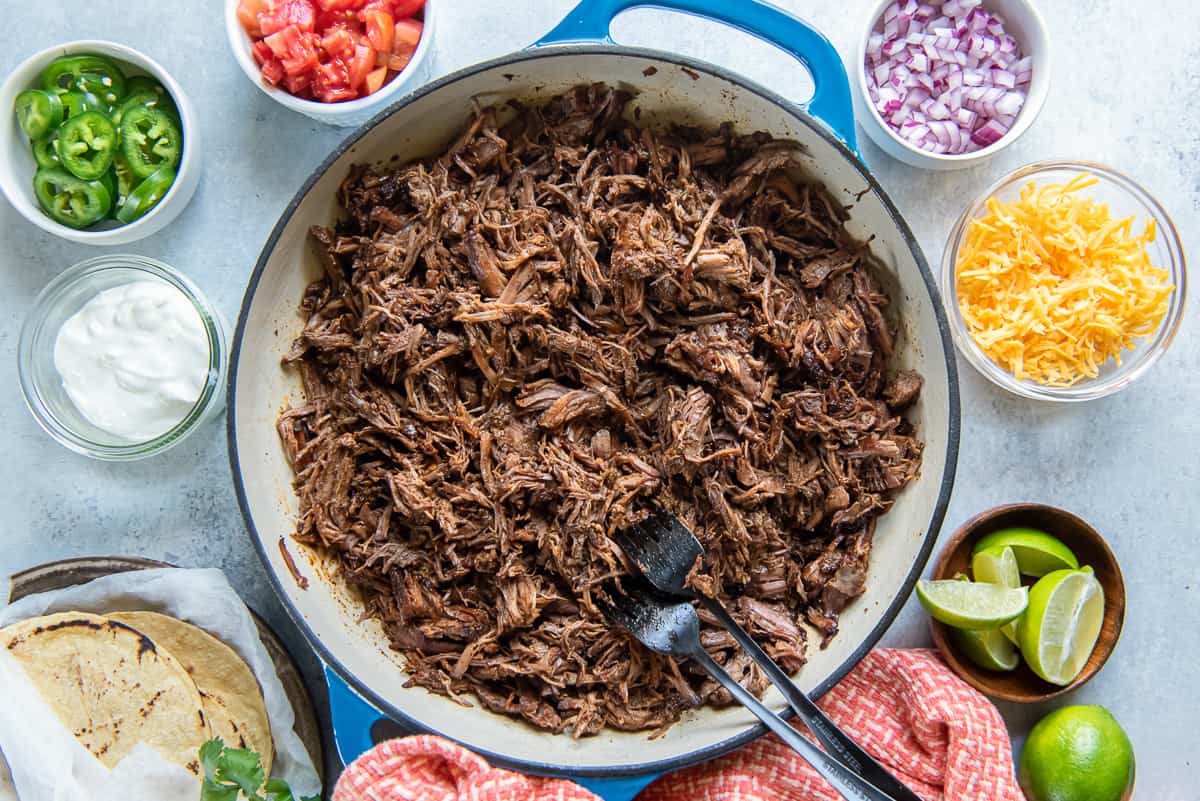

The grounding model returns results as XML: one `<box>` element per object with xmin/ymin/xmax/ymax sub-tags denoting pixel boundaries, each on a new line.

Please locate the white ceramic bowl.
<box><xmin>224</xmin><ymin>0</ymin><xmax>437</xmax><ymax>128</ymax></box>
<box><xmin>0</xmin><ymin>40</ymin><xmax>201</xmax><ymax>245</ymax></box>
<box><xmin>852</xmin><ymin>0</ymin><xmax>1051</xmax><ymax>170</ymax></box>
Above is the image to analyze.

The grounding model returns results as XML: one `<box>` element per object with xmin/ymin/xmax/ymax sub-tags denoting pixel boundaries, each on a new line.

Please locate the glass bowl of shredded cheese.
<box><xmin>943</xmin><ymin>160</ymin><xmax>1186</xmax><ymax>401</ymax></box>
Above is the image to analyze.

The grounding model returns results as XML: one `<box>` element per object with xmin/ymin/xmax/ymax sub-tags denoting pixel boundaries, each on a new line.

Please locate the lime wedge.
<box><xmin>953</xmin><ymin>626</ymin><xmax>1020</xmax><ymax>671</ymax></box>
<box><xmin>916</xmin><ymin>579</ymin><xmax>1028</xmax><ymax>630</ymax></box>
<box><xmin>973</xmin><ymin>545</ymin><xmax>1021</xmax><ymax>586</ymax></box>
<box><xmin>1019</xmin><ymin>568</ymin><xmax>1105</xmax><ymax>685</ymax></box>
<box><xmin>972</xmin><ymin>545</ymin><xmax>1023</xmax><ymax>645</ymax></box>
<box><xmin>973</xmin><ymin>527</ymin><xmax>1079</xmax><ymax>577</ymax></box>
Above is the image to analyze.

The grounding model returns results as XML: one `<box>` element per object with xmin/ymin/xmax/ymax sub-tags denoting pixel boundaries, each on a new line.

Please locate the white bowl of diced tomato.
<box><xmin>226</xmin><ymin>0</ymin><xmax>433</xmax><ymax>127</ymax></box>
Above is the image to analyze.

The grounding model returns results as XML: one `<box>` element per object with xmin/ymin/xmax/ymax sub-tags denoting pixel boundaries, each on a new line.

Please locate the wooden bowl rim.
<box><xmin>929</xmin><ymin>503</ymin><xmax>1126</xmax><ymax>703</ymax></box>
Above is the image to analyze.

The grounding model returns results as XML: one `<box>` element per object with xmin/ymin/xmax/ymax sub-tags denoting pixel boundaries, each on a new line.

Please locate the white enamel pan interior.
<box><xmin>229</xmin><ymin>48</ymin><xmax>960</xmax><ymax>778</ymax></box>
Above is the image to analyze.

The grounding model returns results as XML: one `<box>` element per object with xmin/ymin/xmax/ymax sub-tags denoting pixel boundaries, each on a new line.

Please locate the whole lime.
<box><xmin>1019</xmin><ymin>705</ymin><xmax>1134</xmax><ymax>801</ymax></box>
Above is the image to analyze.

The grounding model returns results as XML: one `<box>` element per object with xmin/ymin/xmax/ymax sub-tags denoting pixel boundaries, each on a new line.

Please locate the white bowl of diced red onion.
<box><xmin>854</xmin><ymin>0</ymin><xmax>1050</xmax><ymax>169</ymax></box>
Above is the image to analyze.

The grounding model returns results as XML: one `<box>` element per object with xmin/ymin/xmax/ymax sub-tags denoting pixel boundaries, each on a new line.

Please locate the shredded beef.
<box><xmin>278</xmin><ymin>83</ymin><xmax>924</xmax><ymax>736</ymax></box>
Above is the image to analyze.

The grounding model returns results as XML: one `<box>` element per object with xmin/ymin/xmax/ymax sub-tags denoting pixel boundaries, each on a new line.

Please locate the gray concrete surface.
<box><xmin>0</xmin><ymin>0</ymin><xmax>1195</xmax><ymax>797</ymax></box>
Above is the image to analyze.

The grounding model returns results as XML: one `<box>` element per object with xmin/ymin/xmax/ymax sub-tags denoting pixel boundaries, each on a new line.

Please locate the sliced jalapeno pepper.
<box><xmin>118</xmin><ymin>105</ymin><xmax>181</xmax><ymax>179</ymax></box>
<box><xmin>13</xmin><ymin>90</ymin><xmax>63</xmax><ymax>139</ymax></box>
<box><xmin>115</xmin><ymin>164</ymin><xmax>174</xmax><ymax>223</ymax></box>
<box><xmin>60</xmin><ymin>90</ymin><xmax>103</xmax><ymax>119</ymax></box>
<box><xmin>40</xmin><ymin>55</ymin><xmax>126</xmax><ymax>106</ymax></box>
<box><xmin>111</xmin><ymin>154</ymin><xmax>136</xmax><ymax>208</ymax></box>
<box><xmin>33</xmin><ymin>167</ymin><xmax>112</xmax><ymax>228</ymax></box>
<box><xmin>32</xmin><ymin>134</ymin><xmax>61</xmax><ymax>169</ymax></box>
<box><xmin>98</xmin><ymin>168</ymin><xmax>116</xmax><ymax>204</ymax></box>
<box><xmin>55</xmin><ymin>111</ymin><xmax>117</xmax><ymax>180</ymax></box>
<box><xmin>110</xmin><ymin>88</ymin><xmax>175</xmax><ymax>127</ymax></box>
<box><xmin>124</xmin><ymin>75</ymin><xmax>177</xmax><ymax>114</ymax></box>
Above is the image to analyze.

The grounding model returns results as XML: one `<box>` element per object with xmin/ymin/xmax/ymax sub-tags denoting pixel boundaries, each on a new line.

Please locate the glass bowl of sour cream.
<box><xmin>18</xmin><ymin>255</ymin><xmax>227</xmax><ymax>460</ymax></box>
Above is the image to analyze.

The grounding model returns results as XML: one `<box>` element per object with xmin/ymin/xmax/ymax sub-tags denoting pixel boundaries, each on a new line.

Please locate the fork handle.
<box><xmin>688</xmin><ymin>644</ymin><xmax>898</xmax><ymax>801</ymax></box>
<box><xmin>699</xmin><ymin>597</ymin><xmax>921</xmax><ymax>801</ymax></box>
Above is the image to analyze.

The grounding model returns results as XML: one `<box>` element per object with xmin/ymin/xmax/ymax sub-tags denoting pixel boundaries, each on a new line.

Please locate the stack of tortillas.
<box><xmin>0</xmin><ymin>611</ymin><xmax>272</xmax><ymax>777</ymax></box>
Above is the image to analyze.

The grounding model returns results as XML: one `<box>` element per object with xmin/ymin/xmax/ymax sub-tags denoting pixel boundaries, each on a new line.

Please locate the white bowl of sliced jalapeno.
<box><xmin>0</xmin><ymin>40</ymin><xmax>200</xmax><ymax>245</ymax></box>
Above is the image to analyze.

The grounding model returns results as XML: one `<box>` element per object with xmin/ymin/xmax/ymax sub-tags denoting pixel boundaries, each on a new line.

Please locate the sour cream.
<box><xmin>53</xmin><ymin>280</ymin><xmax>210</xmax><ymax>441</ymax></box>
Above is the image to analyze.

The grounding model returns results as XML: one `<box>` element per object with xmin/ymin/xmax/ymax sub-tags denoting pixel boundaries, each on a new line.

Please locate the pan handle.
<box><xmin>325</xmin><ymin>665</ymin><xmax>662</xmax><ymax>801</ymax></box>
<box><xmin>532</xmin><ymin>0</ymin><xmax>857</xmax><ymax>150</ymax></box>
<box><xmin>325</xmin><ymin>664</ymin><xmax>389</xmax><ymax>767</ymax></box>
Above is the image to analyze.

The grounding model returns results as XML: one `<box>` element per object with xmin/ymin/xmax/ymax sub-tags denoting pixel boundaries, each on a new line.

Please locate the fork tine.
<box><xmin>633</xmin><ymin>514</ymin><xmax>664</xmax><ymax>542</ymax></box>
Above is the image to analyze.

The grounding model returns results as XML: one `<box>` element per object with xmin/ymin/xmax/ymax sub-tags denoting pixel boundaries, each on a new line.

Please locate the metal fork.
<box><xmin>612</xmin><ymin>509</ymin><xmax>921</xmax><ymax>801</ymax></box>
<box><xmin>599</xmin><ymin>578</ymin><xmax>898</xmax><ymax>801</ymax></box>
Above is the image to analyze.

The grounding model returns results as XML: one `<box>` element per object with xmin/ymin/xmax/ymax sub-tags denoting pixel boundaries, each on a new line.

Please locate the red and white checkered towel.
<box><xmin>334</xmin><ymin>649</ymin><xmax>1023</xmax><ymax>801</ymax></box>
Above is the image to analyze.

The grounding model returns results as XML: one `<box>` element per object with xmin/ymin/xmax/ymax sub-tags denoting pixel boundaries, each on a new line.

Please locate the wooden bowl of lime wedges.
<box><xmin>921</xmin><ymin>503</ymin><xmax>1125</xmax><ymax>703</ymax></box>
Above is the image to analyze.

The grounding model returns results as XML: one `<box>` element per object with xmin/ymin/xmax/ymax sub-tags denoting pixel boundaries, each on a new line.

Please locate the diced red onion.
<box><xmin>865</xmin><ymin>0</ymin><xmax>1030</xmax><ymax>154</ymax></box>
<box><xmin>941</xmin><ymin>0</ymin><xmax>981</xmax><ymax>17</ymax></box>
<box><xmin>906</xmin><ymin>50</ymin><xmax>930</xmax><ymax>72</ymax></box>
<box><xmin>945</xmin><ymin>85</ymin><xmax>963</xmax><ymax>111</ymax></box>
<box><xmin>867</xmin><ymin>33</ymin><xmax>884</xmax><ymax>59</ymax></box>
<box><xmin>970</xmin><ymin>119</ymin><xmax>1007</xmax><ymax>146</ymax></box>
<box><xmin>991</xmin><ymin>68</ymin><xmax>1016</xmax><ymax>89</ymax></box>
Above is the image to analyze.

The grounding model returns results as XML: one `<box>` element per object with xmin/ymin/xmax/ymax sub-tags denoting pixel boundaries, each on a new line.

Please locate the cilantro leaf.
<box><xmin>201</xmin><ymin>778</ymin><xmax>241</xmax><ymax>801</ymax></box>
<box><xmin>263</xmin><ymin>778</ymin><xmax>298</xmax><ymax>800</ymax></box>
<box><xmin>197</xmin><ymin>739</ymin><xmax>318</xmax><ymax>801</ymax></box>
<box><xmin>200</xmin><ymin>738</ymin><xmax>226</xmax><ymax>781</ymax></box>
<box><xmin>215</xmin><ymin>747</ymin><xmax>266</xmax><ymax>799</ymax></box>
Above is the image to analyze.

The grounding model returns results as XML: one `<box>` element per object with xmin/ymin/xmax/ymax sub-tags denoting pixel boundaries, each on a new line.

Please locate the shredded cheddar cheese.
<box><xmin>955</xmin><ymin>173</ymin><xmax>1174</xmax><ymax>387</ymax></box>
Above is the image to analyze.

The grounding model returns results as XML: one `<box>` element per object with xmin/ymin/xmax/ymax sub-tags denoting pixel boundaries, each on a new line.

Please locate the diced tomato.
<box><xmin>315</xmin><ymin>8</ymin><xmax>356</xmax><ymax>29</ymax></box>
<box><xmin>313</xmin><ymin>59</ymin><xmax>357</xmax><ymax>102</ymax></box>
<box><xmin>238</xmin><ymin>0</ymin><xmax>266</xmax><ymax>36</ymax></box>
<box><xmin>393</xmin><ymin>17</ymin><xmax>422</xmax><ymax>49</ymax></box>
<box><xmin>260</xmin><ymin>59</ymin><xmax>286</xmax><ymax>86</ymax></box>
<box><xmin>284</xmin><ymin>71</ymin><xmax>313</xmax><ymax>94</ymax></box>
<box><xmin>264</xmin><ymin>25</ymin><xmax>320</xmax><ymax>76</ymax></box>
<box><xmin>247</xmin><ymin>0</ymin><xmax>404</xmax><ymax>103</ymax></box>
<box><xmin>264</xmin><ymin>24</ymin><xmax>297</xmax><ymax>56</ymax></box>
<box><xmin>320</xmin><ymin>24</ymin><xmax>358</xmax><ymax>60</ymax></box>
<box><xmin>364</xmin><ymin>66</ymin><xmax>388</xmax><ymax>95</ymax></box>
<box><xmin>390</xmin><ymin>0</ymin><xmax>425</xmax><ymax>19</ymax></box>
<box><xmin>251</xmin><ymin>39</ymin><xmax>274</xmax><ymax>66</ymax></box>
<box><xmin>347</xmin><ymin>44</ymin><xmax>376</xmax><ymax>90</ymax></box>
<box><xmin>364</xmin><ymin>9</ymin><xmax>394</xmax><ymax>52</ymax></box>
<box><xmin>259</xmin><ymin>0</ymin><xmax>316</xmax><ymax>35</ymax></box>
<box><xmin>383</xmin><ymin>48</ymin><xmax>412</xmax><ymax>72</ymax></box>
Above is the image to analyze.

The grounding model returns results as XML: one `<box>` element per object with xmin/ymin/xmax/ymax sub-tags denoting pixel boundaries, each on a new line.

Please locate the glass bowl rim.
<box><xmin>940</xmin><ymin>159</ymin><xmax>1188</xmax><ymax>402</ymax></box>
<box><xmin>17</xmin><ymin>254</ymin><xmax>227</xmax><ymax>460</ymax></box>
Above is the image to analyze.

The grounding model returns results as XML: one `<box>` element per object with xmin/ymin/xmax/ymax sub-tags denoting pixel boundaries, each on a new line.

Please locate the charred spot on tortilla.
<box><xmin>642</xmin><ymin>66</ymin><xmax>657</xmax><ymax>76</ymax></box>
<box><xmin>138</xmin><ymin>689</ymin><xmax>166</xmax><ymax>717</ymax></box>
<box><xmin>40</xmin><ymin>617</ymin><xmax>104</xmax><ymax>633</ymax></box>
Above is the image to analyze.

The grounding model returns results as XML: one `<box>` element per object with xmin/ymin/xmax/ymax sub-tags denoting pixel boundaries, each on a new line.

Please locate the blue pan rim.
<box><xmin>227</xmin><ymin>43</ymin><xmax>961</xmax><ymax>781</ymax></box>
